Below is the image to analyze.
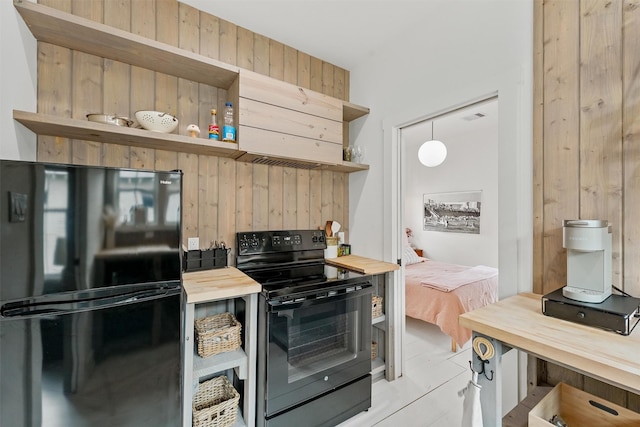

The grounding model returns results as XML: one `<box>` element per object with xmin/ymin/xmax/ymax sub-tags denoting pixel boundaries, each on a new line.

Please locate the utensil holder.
<box><xmin>184</xmin><ymin>248</ymin><xmax>229</xmax><ymax>272</ymax></box>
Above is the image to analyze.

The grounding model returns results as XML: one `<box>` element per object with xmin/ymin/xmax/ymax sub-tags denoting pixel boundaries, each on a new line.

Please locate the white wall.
<box><xmin>1</xmin><ymin>0</ymin><xmax>37</xmax><ymax>161</ymax></box>
<box><xmin>348</xmin><ymin>0</ymin><xmax>533</xmax><ymax>298</ymax></box>
<box><xmin>403</xmin><ymin>107</ymin><xmax>499</xmax><ymax>268</ymax></box>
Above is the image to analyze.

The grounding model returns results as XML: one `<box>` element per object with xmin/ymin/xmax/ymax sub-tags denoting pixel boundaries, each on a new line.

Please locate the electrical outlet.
<box><xmin>187</xmin><ymin>237</ymin><xmax>200</xmax><ymax>251</ymax></box>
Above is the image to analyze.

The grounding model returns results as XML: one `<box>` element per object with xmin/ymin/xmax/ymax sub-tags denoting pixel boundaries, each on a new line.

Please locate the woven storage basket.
<box><xmin>195</xmin><ymin>312</ymin><xmax>242</xmax><ymax>358</ymax></box>
<box><xmin>371</xmin><ymin>341</ymin><xmax>378</xmax><ymax>360</ymax></box>
<box><xmin>193</xmin><ymin>376</ymin><xmax>239</xmax><ymax>427</ymax></box>
<box><xmin>372</xmin><ymin>295</ymin><xmax>383</xmax><ymax>318</ymax></box>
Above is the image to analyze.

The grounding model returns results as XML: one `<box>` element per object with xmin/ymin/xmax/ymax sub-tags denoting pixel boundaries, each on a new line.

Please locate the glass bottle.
<box><xmin>208</xmin><ymin>109</ymin><xmax>219</xmax><ymax>140</ymax></box>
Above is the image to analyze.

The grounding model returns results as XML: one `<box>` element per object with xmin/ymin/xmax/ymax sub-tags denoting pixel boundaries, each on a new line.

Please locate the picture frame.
<box><xmin>423</xmin><ymin>191</ymin><xmax>482</xmax><ymax>234</ymax></box>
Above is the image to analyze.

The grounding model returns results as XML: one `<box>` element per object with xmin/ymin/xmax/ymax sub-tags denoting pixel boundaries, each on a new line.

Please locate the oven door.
<box><xmin>264</xmin><ymin>283</ymin><xmax>372</xmax><ymax>417</ymax></box>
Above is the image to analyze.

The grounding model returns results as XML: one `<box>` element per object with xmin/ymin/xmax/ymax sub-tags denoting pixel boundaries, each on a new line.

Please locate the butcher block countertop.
<box><xmin>459</xmin><ymin>292</ymin><xmax>640</xmax><ymax>394</ymax></box>
<box><xmin>182</xmin><ymin>267</ymin><xmax>261</xmax><ymax>304</ymax></box>
<box><xmin>325</xmin><ymin>254</ymin><xmax>400</xmax><ymax>275</ymax></box>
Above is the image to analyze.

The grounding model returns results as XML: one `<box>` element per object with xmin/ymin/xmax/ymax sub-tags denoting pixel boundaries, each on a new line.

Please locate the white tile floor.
<box><xmin>338</xmin><ymin>317</ymin><xmax>473</xmax><ymax>427</ymax></box>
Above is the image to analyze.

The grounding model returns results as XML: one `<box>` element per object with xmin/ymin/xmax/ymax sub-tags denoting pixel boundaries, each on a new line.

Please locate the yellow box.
<box><xmin>529</xmin><ymin>382</ymin><xmax>640</xmax><ymax>427</ymax></box>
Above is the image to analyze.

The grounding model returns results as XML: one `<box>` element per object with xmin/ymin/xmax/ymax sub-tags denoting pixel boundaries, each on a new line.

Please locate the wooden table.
<box><xmin>182</xmin><ymin>267</ymin><xmax>261</xmax><ymax>427</ymax></box>
<box><xmin>459</xmin><ymin>292</ymin><xmax>640</xmax><ymax>426</ymax></box>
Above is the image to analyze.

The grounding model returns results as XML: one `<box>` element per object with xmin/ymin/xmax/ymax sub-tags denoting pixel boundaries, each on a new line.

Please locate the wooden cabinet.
<box><xmin>237</xmin><ymin>70</ymin><xmax>343</xmax><ymax>168</ymax></box>
<box><xmin>13</xmin><ymin>0</ymin><xmax>370</xmax><ymax>173</ymax></box>
<box><xmin>182</xmin><ymin>268</ymin><xmax>261</xmax><ymax>427</ymax></box>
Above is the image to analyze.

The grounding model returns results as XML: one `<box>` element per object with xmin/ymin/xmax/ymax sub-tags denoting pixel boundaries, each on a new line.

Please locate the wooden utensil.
<box><xmin>325</xmin><ymin>220</ymin><xmax>333</xmax><ymax>237</ymax></box>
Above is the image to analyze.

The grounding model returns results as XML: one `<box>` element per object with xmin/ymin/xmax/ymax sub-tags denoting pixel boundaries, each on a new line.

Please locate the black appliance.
<box><xmin>542</xmin><ymin>288</ymin><xmax>640</xmax><ymax>335</ymax></box>
<box><xmin>0</xmin><ymin>160</ymin><xmax>183</xmax><ymax>426</ymax></box>
<box><xmin>236</xmin><ymin>229</ymin><xmax>372</xmax><ymax>427</ymax></box>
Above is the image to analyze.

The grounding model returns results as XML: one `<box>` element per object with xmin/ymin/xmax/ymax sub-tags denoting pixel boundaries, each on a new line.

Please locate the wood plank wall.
<box><xmin>533</xmin><ymin>0</ymin><xmax>640</xmax><ymax>409</ymax></box>
<box><xmin>35</xmin><ymin>0</ymin><xmax>351</xmax><ymax>256</ymax></box>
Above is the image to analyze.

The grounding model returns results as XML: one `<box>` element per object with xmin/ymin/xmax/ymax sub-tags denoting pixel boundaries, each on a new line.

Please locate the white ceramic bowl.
<box><xmin>135</xmin><ymin>111</ymin><xmax>179</xmax><ymax>133</ymax></box>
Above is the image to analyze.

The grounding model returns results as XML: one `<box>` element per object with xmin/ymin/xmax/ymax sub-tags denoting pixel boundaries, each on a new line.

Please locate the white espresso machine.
<box><xmin>562</xmin><ymin>219</ymin><xmax>612</xmax><ymax>303</ymax></box>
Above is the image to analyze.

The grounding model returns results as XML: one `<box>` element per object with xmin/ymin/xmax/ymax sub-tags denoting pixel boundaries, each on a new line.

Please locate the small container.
<box><xmin>339</xmin><ymin>244</ymin><xmax>351</xmax><ymax>256</ymax></box>
<box><xmin>208</xmin><ymin>109</ymin><xmax>219</xmax><ymax>140</ymax></box>
<box><xmin>222</xmin><ymin>102</ymin><xmax>236</xmax><ymax>142</ymax></box>
<box><xmin>529</xmin><ymin>382</ymin><xmax>640</xmax><ymax>427</ymax></box>
<box><xmin>324</xmin><ymin>237</ymin><xmax>339</xmax><ymax>279</ymax></box>
<box><xmin>343</xmin><ymin>147</ymin><xmax>352</xmax><ymax>162</ymax></box>
<box><xmin>195</xmin><ymin>312</ymin><xmax>242</xmax><ymax>358</ymax></box>
<box><xmin>192</xmin><ymin>375</ymin><xmax>239</xmax><ymax>427</ymax></box>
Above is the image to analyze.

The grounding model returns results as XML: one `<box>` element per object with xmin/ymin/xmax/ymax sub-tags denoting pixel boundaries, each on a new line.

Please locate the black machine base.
<box><xmin>542</xmin><ymin>288</ymin><xmax>640</xmax><ymax>335</ymax></box>
<box><xmin>264</xmin><ymin>375</ymin><xmax>371</xmax><ymax>427</ymax></box>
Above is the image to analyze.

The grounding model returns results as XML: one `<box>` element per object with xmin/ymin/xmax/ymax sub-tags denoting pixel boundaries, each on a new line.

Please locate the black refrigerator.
<box><xmin>0</xmin><ymin>160</ymin><xmax>183</xmax><ymax>426</ymax></box>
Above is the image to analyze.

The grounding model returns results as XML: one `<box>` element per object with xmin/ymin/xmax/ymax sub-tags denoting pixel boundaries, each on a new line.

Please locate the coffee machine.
<box><xmin>562</xmin><ymin>219</ymin><xmax>612</xmax><ymax>303</ymax></box>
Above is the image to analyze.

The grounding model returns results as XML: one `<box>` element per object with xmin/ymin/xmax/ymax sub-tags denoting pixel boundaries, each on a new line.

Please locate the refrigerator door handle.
<box><xmin>0</xmin><ymin>285</ymin><xmax>180</xmax><ymax>319</ymax></box>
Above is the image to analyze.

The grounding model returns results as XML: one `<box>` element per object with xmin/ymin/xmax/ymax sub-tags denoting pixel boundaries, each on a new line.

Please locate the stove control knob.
<box><xmin>324</xmin><ymin>376</ymin><xmax>329</xmax><ymax>381</ymax></box>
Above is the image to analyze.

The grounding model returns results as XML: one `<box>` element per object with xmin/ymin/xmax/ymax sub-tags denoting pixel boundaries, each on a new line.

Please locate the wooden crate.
<box><xmin>529</xmin><ymin>383</ymin><xmax>640</xmax><ymax>427</ymax></box>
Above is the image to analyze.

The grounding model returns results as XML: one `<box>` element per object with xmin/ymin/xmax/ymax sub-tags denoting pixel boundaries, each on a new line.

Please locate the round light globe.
<box><xmin>418</xmin><ymin>140</ymin><xmax>447</xmax><ymax>167</ymax></box>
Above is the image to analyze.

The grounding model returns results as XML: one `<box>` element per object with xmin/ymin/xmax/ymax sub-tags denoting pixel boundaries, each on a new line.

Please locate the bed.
<box><xmin>403</xmin><ymin>248</ymin><xmax>498</xmax><ymax>351</ymax></box>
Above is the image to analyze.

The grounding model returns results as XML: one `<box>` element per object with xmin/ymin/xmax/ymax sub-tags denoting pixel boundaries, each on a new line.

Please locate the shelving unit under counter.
<box><xmin>182</xmin><ymin>267</ymin><xmax>262</xmax><ymax>427</ymax></box>
<box><xmin>325</xmin><ymin>255</ymin><xmax>400</xmax><ymax>381</ymax></box>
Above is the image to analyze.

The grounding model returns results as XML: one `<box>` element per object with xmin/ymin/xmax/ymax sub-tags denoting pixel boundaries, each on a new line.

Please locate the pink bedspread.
<box><xmin>405</xmin><ymin>260</ymin><xmax>498</xmax><ymax>347</ymax></box>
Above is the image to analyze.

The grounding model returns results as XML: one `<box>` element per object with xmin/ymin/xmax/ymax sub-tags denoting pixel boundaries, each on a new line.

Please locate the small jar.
<box><xmin>343</xmin><ymin>147</ymin><xmax>353</xmax><ymax>162</ymax></box>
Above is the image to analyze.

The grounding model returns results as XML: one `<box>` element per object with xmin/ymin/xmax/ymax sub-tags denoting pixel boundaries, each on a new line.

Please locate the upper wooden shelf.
<box><xmin>14</xmin><ymin>0</ymin><xmax>239</xmax><ymax>89</ymax></box>
<box><xmin>13</xmin><ymin>0</ymin><xmax>371</xmax><ymax>173</ymax></box>
<box><xmin>14</xmin><ymin>110</ymin><xmax>242</xmax><ymax>159</ymax></box>
<box><xmin>343</xmin><ymin>102</ymin><xmax>370</xmax><ymax>122</ymax></box>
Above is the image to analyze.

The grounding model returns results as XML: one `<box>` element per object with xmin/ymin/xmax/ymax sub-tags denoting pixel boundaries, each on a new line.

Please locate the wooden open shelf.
<box><xmin>15</xmin><ymin>110</ymin><xmax>369</xmax><ymax>172</ymax></box>
<box><xmin>14</xmin><ymin>1</ymin><xmax>370</xmax><ymax>173</ymax></box>
<box><xmin>14</xmin><ymin>110</ymin><xmax>242</xmax><ymax>159</ymax></box>
<box><xmin>343</xmin><ymin>101</ymin><xmax>370</xmax><ymax>122</ymax></box>
<box><xmin>14</xmin><ymin>0</ymin><xmax>239</xmax><ymax>89</ymax></box>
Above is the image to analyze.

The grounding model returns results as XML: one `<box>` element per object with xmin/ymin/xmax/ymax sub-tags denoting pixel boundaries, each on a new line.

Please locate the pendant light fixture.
<box><xmin>418</xmin><ymin>121</ymin><xmax>447</xmax><ymax>167</ymax></box>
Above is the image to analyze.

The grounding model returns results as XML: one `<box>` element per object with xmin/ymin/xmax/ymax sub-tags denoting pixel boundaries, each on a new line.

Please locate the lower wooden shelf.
<box><xmin>372</xmin><ymin>315</ymin><xmax>386</xmax><ymax>330</ymax></box>
<box><xmin>232</xmin><ymin>408</ymin><xmax>246</xmax><ymax>427</ymax></box>
<box><xmin>371</xmin><ymin>358</ymin><xmax>385</xmax><ymax>376</ymax></box>
<box><xmin>192</xmin><ymin>348</ymin><xmax>248</xmax><ymax>381</ymax></box>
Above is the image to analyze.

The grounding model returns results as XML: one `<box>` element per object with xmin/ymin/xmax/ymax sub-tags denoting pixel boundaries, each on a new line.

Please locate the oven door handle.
<box><xmin>268</xmin><ymin>282</ymin><xmax>373</xmax><ymax>312</ymax></box>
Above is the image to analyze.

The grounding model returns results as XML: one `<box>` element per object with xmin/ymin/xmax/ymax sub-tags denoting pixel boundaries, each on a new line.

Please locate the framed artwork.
<box><xmin>423</xmin><ymin>191</ymin><xmax>482</xmax><ymax>234</ymax></box>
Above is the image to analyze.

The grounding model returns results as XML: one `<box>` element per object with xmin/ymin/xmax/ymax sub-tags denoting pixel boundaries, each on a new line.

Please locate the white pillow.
<box><xmin>403</xmin><ymin>245</ymin><xmax>421</xmax><ymax>265</ymax></box>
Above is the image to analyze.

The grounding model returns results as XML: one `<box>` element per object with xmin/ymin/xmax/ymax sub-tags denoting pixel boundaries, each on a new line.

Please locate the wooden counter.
<box><xmin>460</xmin><ymin>292</ymin><xmax>640</xmax><ymax>426</ymax></box>
<box><xmin>459</xmin><ymin>292</ymin><xmax>640</xmax><ymax>394</ymax></box>
<box><xmin>325</xmin><ymin>254</ymin><xmax>400</xmax><ymax>275</ymax></box>
<box><xmin>182</xmin><ymin>267</ymin><xmax>262</xmax><ymax>304</ymax></box>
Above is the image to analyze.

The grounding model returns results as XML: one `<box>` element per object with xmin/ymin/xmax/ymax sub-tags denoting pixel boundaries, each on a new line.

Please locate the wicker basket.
<box><xmin>195</xmin><ymin>312</ymin><xmax>242</xmax><ymax>358</ymax></box>
<box><xmin>371</xmin><ymin>341</ymin><xmax>378</xmax><ymax>360</ymax></box>
<box><xmin>192</xmin><ymin>376</ymin><xmax>239</xmax><ymax>427</ymax></box>
<box><xmin>372</xmin><ymin>295</ymin><xmax>383</xmax><ymax>318</ymax></box>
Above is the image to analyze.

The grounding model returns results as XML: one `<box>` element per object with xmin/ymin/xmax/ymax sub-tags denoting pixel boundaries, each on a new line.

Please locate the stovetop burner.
<box><xmin>236</xmin><ymin>229</ymin><xmax>369</xmax><ymax>300</ymax></box>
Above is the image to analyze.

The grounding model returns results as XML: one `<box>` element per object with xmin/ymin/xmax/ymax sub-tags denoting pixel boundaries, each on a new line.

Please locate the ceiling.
<box><xmin>401</xmin><ymin>98</ymin><xmax>498</xmax><ymax>147</ymax></box>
